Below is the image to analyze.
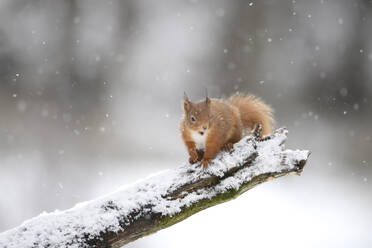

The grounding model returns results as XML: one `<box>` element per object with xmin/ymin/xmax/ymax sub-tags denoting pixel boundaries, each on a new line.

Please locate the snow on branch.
<box><xmin>0</xmin><ymin>126</ymin><xmax>310</xmax><ymax>248</ymax></box>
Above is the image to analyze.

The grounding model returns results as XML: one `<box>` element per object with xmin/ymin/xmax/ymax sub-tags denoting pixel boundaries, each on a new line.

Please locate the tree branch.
<box><xmin>0</xmin><ymin>126</ymin><xmax>310</xmax><ymax>248</ymax></box>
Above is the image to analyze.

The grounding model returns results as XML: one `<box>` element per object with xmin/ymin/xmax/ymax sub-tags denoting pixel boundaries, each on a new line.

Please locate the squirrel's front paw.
<box><xmin>188</xmin><ymin>147</ymin><xmax>199</xmax><ymax>164</ymax></box>
<box><xmin>189</xmin><ymin>156</ymin><xmax>198</xmax><ymax>164</ymax></box>
<box><xmin>189</xmin><ymin>153</ymin><xmax>199</xmax><ymax>164</ymax></box>
<box><xmin>201</xmin><ymin>158</ymin><xmax>211</xmax><ymax>169</ymax></box>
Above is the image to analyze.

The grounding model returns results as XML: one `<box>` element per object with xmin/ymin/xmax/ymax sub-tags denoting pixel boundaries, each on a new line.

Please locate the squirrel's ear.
<box><xmin>183</xmin><ymin>100</ymin><xmax>191</xmax><ymax>112</ymax></box>
<box><xmin>184</xmin><ymin>92</ymin><xmax>189</xmax><ymax>102</ymax></box>
<box><xmin>205</xmin><ymin>89</ymin><xmax>211</xmax><ymax>105</ymax></box>
<box><xmin>183</xmin><ymin>92</ymin><xmax>191</xmax><ymax>111</ymax></box>
<box><xmin>206</xmin><ymin>96</ymin><xmax>211</xmax><ymax>106</ymax></box>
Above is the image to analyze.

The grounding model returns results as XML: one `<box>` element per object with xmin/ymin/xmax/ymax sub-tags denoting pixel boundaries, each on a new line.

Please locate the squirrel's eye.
<box><xmin>191</xmin><ymin>116</ymin><xmax>196</xmax><ymax>122</ymax></box>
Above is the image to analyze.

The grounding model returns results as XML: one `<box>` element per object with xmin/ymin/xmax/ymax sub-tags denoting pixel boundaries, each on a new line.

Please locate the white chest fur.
<box><xmin>190</xmin><ymin>130</ymin><xmax>208</xmax><ymax>150</ymax></box>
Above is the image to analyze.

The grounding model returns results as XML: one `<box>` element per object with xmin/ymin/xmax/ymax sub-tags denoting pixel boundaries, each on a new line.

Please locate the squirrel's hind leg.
<box><xmin>222</xmin><ymin>143</ymin><xmax>234</xmax><ymax>151</ymax></box>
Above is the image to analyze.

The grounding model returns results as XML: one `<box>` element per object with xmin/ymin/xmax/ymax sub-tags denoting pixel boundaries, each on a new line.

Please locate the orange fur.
<box><xmin>227</xmin><ymin>94</ymin><xmax>274</xmax><ymax>135</ymax></box>
<box><xmin>180</xmin><ymin>93</ymin><xmax>274</xmax><ymax>168</ymax></box>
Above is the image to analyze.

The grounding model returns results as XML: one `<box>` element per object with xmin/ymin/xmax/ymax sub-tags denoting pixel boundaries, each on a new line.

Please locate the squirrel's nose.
<box><xmin>199</xmin><ymin>131</ymin><xmax>204</xmax><ymax>136</ymax></box>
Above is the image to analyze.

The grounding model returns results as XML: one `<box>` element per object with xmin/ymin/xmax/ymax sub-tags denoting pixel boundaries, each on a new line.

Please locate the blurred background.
<box><xmin>0</xmin><ymin>0</ymin><xmax>371</xmax><ymax>247</ymax></box>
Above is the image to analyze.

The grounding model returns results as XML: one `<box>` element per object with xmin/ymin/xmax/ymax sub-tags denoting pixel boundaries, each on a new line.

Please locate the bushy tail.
<box><xmin>227</xmin><ymin>94</ymin><xmax>274</xmax><ymax>136</ymax></box>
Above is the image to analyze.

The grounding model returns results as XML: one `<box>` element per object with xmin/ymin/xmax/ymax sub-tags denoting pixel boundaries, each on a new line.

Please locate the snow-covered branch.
<box><xmin>0</xmin><ymin>127</ymin><xmax>310</xmax><ymax>248</ymax></box>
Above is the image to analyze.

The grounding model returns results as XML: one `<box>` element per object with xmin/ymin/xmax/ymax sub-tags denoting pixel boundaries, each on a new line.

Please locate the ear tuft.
<box><xmin>184</xmin><ymin>92</ymin><xmax>189</xmax><ymax>102</ymax></box>
<box><xmin>183</xmin><ymin>92</ymin><xmax>192</xmax><ymax>111</ymax></box>
<box><xmin>206</xmin><ymin>96</ymin><xmax>211</xmax><ymax>105</ymax></box>
<box><xmin>205</xmin><ymin>88</ymin><xmax>210</xmax><ymax>105</ymax></box>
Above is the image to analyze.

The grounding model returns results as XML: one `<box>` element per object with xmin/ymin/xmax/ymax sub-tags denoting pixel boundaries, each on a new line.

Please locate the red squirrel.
<box><xmin>180</xmin><ymin>93</ymin><xmax>274</xmax><ymax>168</ymax></box>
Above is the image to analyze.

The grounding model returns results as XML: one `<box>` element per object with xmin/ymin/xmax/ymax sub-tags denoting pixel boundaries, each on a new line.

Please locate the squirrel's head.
<box><xmin>182</xmin><ymin>93</ymin><xmax>211</xmax><ymax>134</ymax></box>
